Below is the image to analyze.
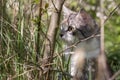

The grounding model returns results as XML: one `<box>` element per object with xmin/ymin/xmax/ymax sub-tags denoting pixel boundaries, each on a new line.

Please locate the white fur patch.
<box><xmin>70</xmin><ymin>49</ymin><xmax>85</xmax><ymax>77</ymax></box>
<box><xmin>76</xmin><ymin>38</ymin><xmax>100</xmax><ymax>59</ymax></box>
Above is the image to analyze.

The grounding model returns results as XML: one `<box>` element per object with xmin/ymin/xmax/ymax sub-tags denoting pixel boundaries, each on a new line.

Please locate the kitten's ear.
<box><xmin>76</xmin><ymin>8</ymin><xmax>95</xmax><ymax>29</ymax></box>
<box><xmin>62</xmin><ymin>5</ymin><xmax>76</xmax><ymax>18</ymax></box>
<box><xmin>76</xmin><ymin>8</ymin><xmax>92</xmax><ymax>21</ymax></box>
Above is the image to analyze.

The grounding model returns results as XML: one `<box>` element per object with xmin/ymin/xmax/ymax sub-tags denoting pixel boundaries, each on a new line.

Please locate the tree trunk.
<box><xmin>96</xmin><ymin>0</ymin><xmax>111</xmax><ymax>79</ymax></box>
<box><xmin>41</xmin><ymin>0</ymin><xmax>65</xmax><ymax>80</ymax></box>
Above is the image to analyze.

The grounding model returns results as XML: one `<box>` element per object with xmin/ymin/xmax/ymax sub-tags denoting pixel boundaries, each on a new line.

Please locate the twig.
<box><xmin>41</xmin><ymin>34</ymin><xmax>100</xmax><ymax>62</ymax></box>
<box><xmin>36</xmin><ymin>0</ymin><xmax>42</xmax><ymax>61</ymax></box>
<box><xmin>51</xmin><ymin>0</ymin><xmax>58</xmax><ymax>12</ymax></box>
<box><xmin>0</xmin><ymin>17</ymin><xmax>20</xmax><ymax>34</ymax></box>
<box><xmin>109</xmin><ymin>70</ymin><xmax>120</xmax><ymax>80</ymax></box>
<box><xmin>104</xmin><ymin>3</ymin><xmax>120</xmax><ymax>23</ymax></box>
<box><xmin>1</xmin><ymin>54</ymin><xmax>17</xmax><ymax>64</ymax></box>
<box><xmin>50</xmin><ymin>69</ymin><xmax>73</xmax><ymax>78</ymax></box>
<box><xmin>12</xmin><ymin>68</ymin><xmax>35</xmax><ymax>79</ymax></box>
<box><xmin>53</xmin><ymin>34</ymin><xmax>100</xmax><ymax>59</ymax></box>
<box><xmin>51</xmin><ymin>0</ymin><xmax>65</xmax><ymax>13</ymax></box>
<box><xmin>41</xmin><ymin>63</ymin><xmax>55</xmax><ymax>67</ymax></box>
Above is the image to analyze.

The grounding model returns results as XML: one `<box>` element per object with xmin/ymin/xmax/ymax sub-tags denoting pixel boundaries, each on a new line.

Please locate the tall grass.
<box><xmin>0</xmin><ymin>0</ymin><xmax>70</xmax><ymax>80</ymax></box>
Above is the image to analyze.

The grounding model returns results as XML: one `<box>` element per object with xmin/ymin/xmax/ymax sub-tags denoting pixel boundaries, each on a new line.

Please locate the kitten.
<box><xmin>60</xmin><ymin>6</ymin><xmax>110</xmax><ymax>80</ymax></box>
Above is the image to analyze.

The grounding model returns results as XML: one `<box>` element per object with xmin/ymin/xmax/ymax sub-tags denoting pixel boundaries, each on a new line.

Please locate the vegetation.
<box><xmin>0</xmin><ymin>0</ymin><xmax>120</xmax><ymax>80</ymax></box>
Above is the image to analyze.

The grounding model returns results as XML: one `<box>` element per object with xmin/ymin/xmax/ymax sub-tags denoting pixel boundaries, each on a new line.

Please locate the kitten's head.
<box><xmin>60</xmin><ymin>6</ymin><xmax>98</xmax><ymax>44</ymax></box>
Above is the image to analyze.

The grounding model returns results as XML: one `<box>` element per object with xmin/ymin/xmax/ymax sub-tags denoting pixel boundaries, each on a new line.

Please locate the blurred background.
<box><xmin>0</xmin><ymin>0</ymin><xmax>120</xmax><ymax>80</ymax></box>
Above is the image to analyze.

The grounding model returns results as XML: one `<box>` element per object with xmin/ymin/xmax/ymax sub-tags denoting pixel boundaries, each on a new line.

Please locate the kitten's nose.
<box><xmin>60</xmin><ymin>33</ymin><xmax>63</xmax><ymax>37</ymax></box>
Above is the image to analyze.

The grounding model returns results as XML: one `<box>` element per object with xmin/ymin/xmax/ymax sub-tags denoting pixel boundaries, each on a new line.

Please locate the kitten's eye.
<box><xmin>68</xmin><ymin>26</ymin><xmax>74</xmax><ymax>31</ymax></box>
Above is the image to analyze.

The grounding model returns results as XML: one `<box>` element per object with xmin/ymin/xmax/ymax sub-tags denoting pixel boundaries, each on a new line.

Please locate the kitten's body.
<box><xmin>65</xmin><ymin>37</ymin><xmax>100</xmax><ymax>80</ymax></box>
<box><xmin>60</xmin><ymin>6</ymin><xmax>111</xmax><ymax>80</ymax></box>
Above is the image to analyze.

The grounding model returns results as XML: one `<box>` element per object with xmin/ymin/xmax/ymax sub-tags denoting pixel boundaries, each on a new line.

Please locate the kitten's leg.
<box><xmin>71</xmin><ymin>49</ymin><xmax>85</xmax><ymax>80</ymax></box>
